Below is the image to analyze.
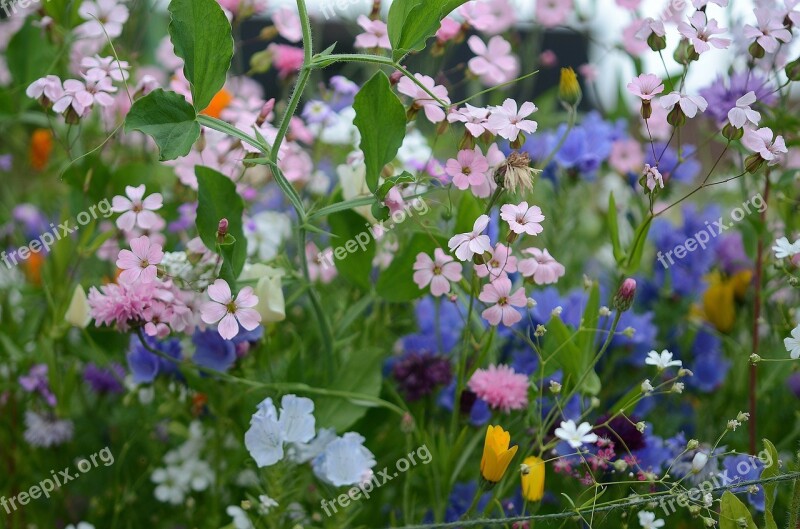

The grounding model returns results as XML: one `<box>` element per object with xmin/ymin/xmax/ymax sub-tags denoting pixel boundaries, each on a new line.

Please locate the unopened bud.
<box><xmin>667</xmin><ymin>106</ymin><xmax>687</xmax><ymax>127</ymax></box>
<box><xmin>722</xmin><ymin>123</ymin><xmax>744</xmax><ymax>141</ymax></box>
<box><xmin>749</xmin><ymin>41</ymin><xmax>766</xmax><ymax>59</ymax></box>
<box><xmin>613</xmin><ymin>278</ymin><xmax>637</xmax><ymax>312</ymax></box>
<box><xmin>640</xmin><ymin>100</ymin><xmax>652</xmax><ymax>120</ymax></box>
<box><xmin>647</xmin><ymin>32</ymin><xmax>667</xmax><ymax>51</ymax></box>
<box><xmin>558</xmin><ymin>67</ymin><xmax>582</xmax><ymax>108</ymax></box>
<box><xmin>217</xmin><ymin>218</ymin><xmax>229</xmax><ymax>243</ymax></box>
<box><xmin>745</xmin><ymin>153</ymin><xmax>766</xmax><ymax>174</ymax></box>
<box><xmin>785</xmin><ymin>57</ymin><xmax>800</xmax><ymax>81</ymax></box>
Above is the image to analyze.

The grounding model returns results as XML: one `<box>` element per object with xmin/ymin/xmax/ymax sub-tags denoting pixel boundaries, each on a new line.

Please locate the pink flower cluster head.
<box><xmin>468</xmin><ymin>364</ymin><xmax>529</xmax><ymax>412</ymax></box>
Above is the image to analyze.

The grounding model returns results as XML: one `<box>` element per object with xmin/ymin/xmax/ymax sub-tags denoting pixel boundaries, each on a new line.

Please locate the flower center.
<box><xmin>140</xmin><ymin>259</ymin><xmax>149</xmax><ymax>269</ymax></box>
<box><xmin>498</xmin><ymin>296</ymin><xmax>508</xmax><ymax>306</ymax></box>
<box><xmin>226</xmin><ymin>301</ymin><xmax>237</xmax><ymax>314</ymax></box>
<box><xmin>433</xmin><ymin>265</ymin><xmax>442</xmax><ymax>275</ymax></box>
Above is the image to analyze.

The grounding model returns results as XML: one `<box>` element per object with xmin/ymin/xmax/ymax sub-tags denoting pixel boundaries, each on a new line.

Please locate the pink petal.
<box><xmin>116</xmin><ymin>210</ymin><xmax>136</xmax><ymax>231</ymax></box>
<box><xmin>116</xmin><ymin>249</ymin><xmax>139</xmax><ymax>269</ymax></box>
<box><xmin>430</xmin><ymin>275</ymin><xmax>451</xmax><ymax>296</ymax></box>
<box><xmin>236</xmin><ymin>308</ymin><xmax>262</xmax><ymax>330</ymax></box>
<box><xmin>482</xmin><ymin>305</ymin><xmax>503</xmax><ymax>326</ymax></box>
<box><xmin>200</xmin><ymin>301</ymin><xmax>227</xmax><ymax>324</ymax></box>
<box><xmin>235</xmin><ymin>286</ymin><xmax>258</xmax><ymax>308</ymax></box>
<box><xmin>413</xmin><ymin>269</ymin><xmax>434</xmax><ymax>288</ymax></box>
<box><xmin>207</xmin><ymin>279</ymin><xmax>233</xmax><ymax>304</ymax></box>
<box><xmin>142</xmin><ymin>193</ymin><xmax>163</xmax><ymax>210</ymax></box>
<box><xmin>217</xmin><ymin>313</ymin><xmax>240</xmax><ymax>340</ymax></box>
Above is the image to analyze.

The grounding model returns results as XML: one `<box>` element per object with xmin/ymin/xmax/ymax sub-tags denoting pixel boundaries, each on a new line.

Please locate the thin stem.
<box><xmin>750</xmin><ymin>175</ymin><xmax>769</xmax><ymax>453</ymax></box>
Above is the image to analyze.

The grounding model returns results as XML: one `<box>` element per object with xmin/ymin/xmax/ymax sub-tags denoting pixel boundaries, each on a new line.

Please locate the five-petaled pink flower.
<box><xmin>200</xmin><ymin>279</ymin><xmax>262</xmax><ymax>340</ymax></box>
<box><xmin>467</xmin><ymin>35</ymin><xmax>519</xmax><ymax>86</ymax></box>
<box><xmin>488</xmin><ymin>99</ymin><xmax>538</xmax><ymax>141</ymax></box>
<box><xmin>518</xmin><ymin>248</ymin><xmax>565</xmax><ymax>285</ymax></box>
<box><xmin>474</xmin><ymin>243</ymin><xmax>518</xmax><ymax>279</ymax></box>
<box><xmin>728</xmin><ymin>92</ymin><xmax>761</xmax><ymax>129</ymax></box>
<box><xmin>743</xmin><ymin>127</ymin><xmax>788</xmax><ymax>165</ymax></box>
<box><xmin>446</xmin><ymin>146</ymin><xmax>490</xmax><ymax>192</ymax></box>
<box><xmin>447</xmin><ymin>104</ymin><xmax>492</xmax><ymax>138</ymax></box>
<box><xmin>413</xmin><ymin>248</ymin><xmax>463</xmax><ymax>296</ymax></box>
<box><xmin>397</xmin><ymin>74</ymin><xmax>451</xmax><ymax>124</ymax></box>
<box><xmin>500</xmin><ymin>201</ymin><xmax>545</xmax><ymax>235</ymax></box>
<box><xmin>448</xmin><ymin>214</ymin><xmax>492</xmax><ymax>261</ymax></box>
<box><xmin>112</xmin><ymin>184</ymin><xmax>164</xmax><ymax>232</ymax></box>
<box><xmin>743</xmin><ymin>7</ymin><xmax>793</xmax><ymax>53</ymax></box>
<box><xmin>660</xmin><ymin>91</ymin><xmax>708</xmax><ymax>118</ymax></box>
<box><xmin>479</xmin><ymin>276</ymin><xmax>527</xmax><ymax>326</ymax></box>
<box><xmin>677</xmin><ymin>12</ymin><xmax>731</xmax><ymax>55</ymax></box>
<box><xmin>116</xmin><ymin>235</ymin><xmax>163</xmax><ymax>284</ymax></box>
<box><xmin>627</xmin><ymin>74</ymin><xmax>664</xmax><ymax>101</ymax></box>
<box><xmin>354</xmin><ymin>15</ymin><xmax>391</xmax><ymax>50</ymax></box>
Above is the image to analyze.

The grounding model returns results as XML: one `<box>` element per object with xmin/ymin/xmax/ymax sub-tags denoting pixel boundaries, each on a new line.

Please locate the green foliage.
<box><xmin>195</xmin><ymin>166</ymin><xmax>246</xmax><ymax>280</ymax></box>
<box><xmin>761</xmin><ymin>438</ymin><xmax>779</xmax><ymax>529</ymax></box>
<box><xmin>544</xmin><ymin>317</ymin><xmax>601</xmax><ymax>395</ymax></box>
<box><xmin>7</xmin><ymin>20</ymin><xmax>58</xmax><ymax>94</ymax></box>
<box><xmin>124</xmin><ymin>89</ymin><xmax>200</xmax><ymax>160</ymax></box>
<box><xmin>328</xmin><ymin>210</ymin><xmax>376</xmax><ymax>290</ymax></box>
<box><xmin>315</xmin><ymin>348</ymin><xmax>384</xmax><ymax>431</ymax></box>
<box><xmin>387</xmin><ymin>0</ymin><xmax>470</xmax><ymax>61</ymax></box>
<box><xmin>376</xmin><ymin>233</ymin><xmax>446</xmax><ymax>302</ymax></box>
<box><xmin>719</xmin><ymin>491</ymin><xmax>758</xmax><ymax>529</ymax></box>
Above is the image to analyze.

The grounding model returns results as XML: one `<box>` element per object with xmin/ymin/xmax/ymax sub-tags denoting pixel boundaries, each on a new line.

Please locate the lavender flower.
<box><xmin>83</xmin><ymin>363</ymin><xmax>126</xmax><ymax>394</ymax></box>
<box><xmin>23</xmin><ymin>411</ymin><xmax>74</xmax><ymax>448</ymax></box>
<box><xmin>700</xmin><ymin>72</ymin><xmax>776</xmax><ymax>124</ymax></box>
<box><xmin>19</xmin><ymin>364</ymin><xmax>57</xmax><ymax>407</ymax></box>
<box><xmin>392</xmin><ymin>352</ymin><xmax>452</xmax><ymax>401</ymax></box>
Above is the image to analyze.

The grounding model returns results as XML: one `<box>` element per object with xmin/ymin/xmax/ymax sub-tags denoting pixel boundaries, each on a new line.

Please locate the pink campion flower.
<box><xmin>268</xmin><ymin>44</ymin><xmax>305</xmax><ymax>79</ymax></box>
<box><xmin>479</xmin><ymin>276</ymin><xmax>527</xmax><ymax>326</ymax></box>
<box><xmin>635</xmin><ymin>17</ymin><xmax>666</xmax><ymax>39</ymax></box>
<box><xmin>460</xmin><ymin>0</ymin><xmax>516</xmax><ymax>34</ymax></box>
<box><xmin>306</xmin><ymin>242</ymin><xmax>337</xmax><ymax>284</ymax></box>
<box><xmin>447</xmin><ymin>104</ymin><xmax>491</xmax><ymax>137</ymax></box>
<box><xmin>627</xmin><ymin>74</ymin><xmax>664</xmax><ymax>101</ymax></box>
<box><xmin>728</xmin><ymin>92</ymin><xmax>761</xmax><ymax>128</ymax></box>
<box><xmin>743</xmin><ymin>8</ymin><xmax>793</xmax><ymax>54</ymax></box>
<box><xmin>677</xmin><ymin>12</ymin><xmax>731</xmax><ymax>54</ymax></box>
<box><xmin>116</xmin><ymin>235</ymin><xmax>163</xmax><ymax>284</ymax></box>
<box><xmin>446</xmin><ymin>146</ymin><xmax>490</xmax><ymax>192</ymax></box>
<box><xmin>201</xmin><ymin>279</ymin><xmax>262</xmax><ymax>340</ymax></box>
<box><xmin>467</xmin><ymin>35</ymin><xmax>519</xmax><ymax>86</ymax></box>
<box><xmin>413</xmin><ymin>248</ymin><xmax>463</xmax><ymax>296</ymax></box>
<box><xmin>784</xmin><ymin>0</ymin><xmax>800</xmax><ymax>28</ymax></box>
<box><xmin>354</xmin><ymin>15</ymin><xmax>391</xmax><ymax>50</ymax></box>
<box><xmin>578</xmin><ymin>63</ymin><xmax>598</xmax><ymax>82</ymax></box>
<box><xmin>609</xmin><ymin>139</ymin><xmax>645</xmax><ymax>174</ymax></box>
<box><xmin>487</xmin><ymin>99</ymin><xmax>538</xmax><ymax>142</ymax></box>
<box><xmin>448</xmin><ymin>214</ymin><xmax>492</xmax><ymax>261</ymax></box>
<box><xmin>500</xmin><ymin>201</ymin><xmax>545</xmax><ymax>236</ymax></box>
<box><xmin>81</xmin><ymin>55</ymin><xmax>130</xmax><ymax>82</ymax></box>
<box><xmin>112</xmin><ymin>184</ymin><xmax>164</xmax><ymax>232</ymax></box>
<box><xmin>535</xmin><ymin>0</ymin><xmax>572</xmax><ymax>27</ymax></box>
<box><xmin>273</xmin><ymin>7</ymin><xmax>302</xmax><ymax>43</ymax></box>
<box><xmin>76</xmin><ymin>0</ymin><xmax>130</xmax><ymax>39</ymax></box>
<box><xmin>622</xmin><ymin>19</ymin><xmax>650</xmax><ymax>55</ymax></box>
<box><xmin>743</xmin><ymin>127</ymin><xmax>788</xmax><ymax>165</ymax></box>
<box><xmin>474</xmin><ymin>243</ymin><xmax>518</xmax><ymax>279</ymax></box>
<box><xmin>143</xmin><ymin>301</ymin><xmax>172</xmax><ymax>338</ymax></box>
<box><xmin>397</xmin><ymin>74</ymin><xmax>451</xmax><ymax>124</ymax></box>
<box><xmin>539</xmin><ymin>49</ymin><xmax>558</xmax><ymax>68</ymax></box>
<box><xmin>83</xmin><ymin>75</ymin><xmax>117</xmax><ymax>107</ymax></box>
<box><xmin>660</xmin><ymin>91</ymin><xmax>708</xmax><ymax>118</ymax></box>
<box><xmin>518</xmin><ymin>248</ymin><xmax>565</xmax><ymax>285</ymax></box>
<box><xmin>26</xmin><ymin>76</ymin><xmax>64</xmax><ymax>106</ymax></box>
<box><xmin>642</xmin><ymin>164</ymin><xmax>665</xmax><ymax>191</ymax></box>
<box><xmin>436</xmin><ymin>17</ymin><xmax>461</xmax><ymax>42</ymax></box>
<box><xmin>468</xmin><ymin>364</ymin><xmax>529</xmax><ymax>412</ymax></box>
<box><xmin>52</xmin><ymin>79</ymin><xmax>94</xmax><ymax>117</ymax></box>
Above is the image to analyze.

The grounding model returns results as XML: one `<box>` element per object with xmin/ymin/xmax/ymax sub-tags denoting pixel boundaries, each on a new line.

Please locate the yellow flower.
<box><xmin>521</xmin><ymin>456</ymin><xmax>545</xmax><ymax>502</ymax></box>
<box><xmin>558</xmin><ymin>67</ymin><xmax>582</xmax><ymax>107</ymax></box>
<box><xmin>702</xmin><ymin>272</ymin><xmax>735</xmax><ymax>333</ymax></box>
<box><xmin>730</xmin><ymin>270</ymin><xmax>753</xmax><ymax>299</ymax></box>
<box><xmin>480</xmin><ymin>425</ymin><xmax>518</xmax><ymax>483</ymax></box>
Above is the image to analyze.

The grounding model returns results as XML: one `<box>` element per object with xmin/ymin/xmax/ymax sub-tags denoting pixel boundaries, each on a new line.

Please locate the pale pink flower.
<box><xmin>83</xmin><ymin>75</ymin><xmax>117</xmax><ymax>107</ymax></box>
<box><xmin>474</xmin><ymin>243</ymin><xmax>517</xmax><ymax>279</ymax></box>
<box><xmin>660</xmin><ymin>91</ymin><xmax>708</xmax><ymax>118</ymax></box>
<box><xmin>26</xmin><ymin>75</ymin><xmax>64</xmax><ymax>105</ymax></box>
<box><xmin>436</xmin><ymin>18</ymin><xmax>461</xmax><ymax>42</ymax></box>
<box><xmin>201</xmin><ymin>279</ymin><xmax>262</xmax><ymax>340</ymax></box>
<box><xmin>622</xmin><ymin>19</ymin><xmax>650</xmax><ymax>55</ymax></box>
<box><xmin>467</xmin><ymin>35</ymin><xmax>519</xmax><ymax>86</ymax></box>
<box><xmin>76</xmin><ymin>0</ymin><xmax>129</xmax><ymax>39</ymax></box>
<box><xmin>743</xmin><ymin>127</ymin><xmax>788</xmax><ymax>165</ymax></box>
<box><xmin>397</xmin><ymin>74</ymin><xmax>451</xmax><ymax>124</ymax></box>
<box><xmin>500</xmin><ymin>201</ymin><xmax>545</xmax><ymax>236</ymax></box>
<box><xmin>539</xmin><ymin>50</ymin><xmax>558</xmax><ymax>68</ymax></box>
<box><xmin>273</xmin><ymin>7</ymin><xmax>302</xmax><ymax>43</ymax></box>
<box><xmin>52</xmin><ymin>79</ymin><xmax>94</xmax><ymax>116</ymax></box>
<box><xmin>518</xmin><ymin>248</ymin><xmax>565</xmax><ymax>285</ymax></box>
<box><xmin>783</xmin><ymin>0</ymin><xmax>800</xmax><ymax>28</ymax></box>
<box><xmin>635</xmin><ymin>17</ymin><xmax>666</xmax><ymax>39</ymax></box>
<box><xmin>479</xmin><ymin>276</ymin><xmax>527</xmax><ymax>326</ymax></box>
<box><xmin>306</xmin><ymin>242</ymin><xmax>338</xmax><ymax>284</ymax></box>
<box><xmin>627</xmin><ymin>74</ymin><xmax>664</xmax><ymax>101</ymax></box>
<box><xmin>728</xmin><ymin>92</ymin><xmax>761</xmax><ymax>129</ymax></box>
<box><xmin>413</xmin><ymin>248</ymin><xmax>463</xmax><ymax>296</ymax></box>
<box><xmin>81</xmin><ymin>55</ymin><xmax>129</xmax><ymax>82</ymax></box>
<box><xmin>642</xmin><ymin>164</ymin><xmax>664</xmax><ymax>191</ymax></box>
<box><xmin>268</xmin><ymin>44</ymin><xmax>305</xmax><ymax>79</ymax></box>
<box><xmin>448</xmin><ymin>214</ymin><xmax>492</xmax><ymax>261</ymax></box>
<box><xmin>460</xmin><ymin>0</ymin><xmax>516</xmax><ymax>34</ymax></box>
<box><xmin>446</xmin><ymin>146</ymin><xmax>490</xmax><ymax>192</ymax></box>
<box><xmin>447</xmin><ymin>104</ymin><xmax>491</xmax><ymax>137</ymax></box>
<box><xmin>468</xmin><ymin>364</ymin><xmax>529</xmax><ymax>412</ymax></box>
<box><xmin>354</xmin><ymin>15</ymin><xmax>391</xmax><ymax>50</ymax></box>
<box><xmin>143</xmin><ymin>301</ymin><xmax>172</xmax><ymax>338</ymax></box>
<box><xmin>487</xmin><ymin>99</ymin><xmax>538</xmax><ymax>141</ymax></box>
<box><xmin>536</xmin><ymin>0</ymin><xmax>572</xmax><ymax>28</ymax></box>
<box><xmin>116</xmin><ymin>235</ymin><xmax>163</xmax><ymax>284</ymax></box>
<box><xmin>111</xmin><ymin>184</ymin><xmax>164</xmax><ymax>232</ymax></box>
<box><xmin>88</xmin><ymin>280</ymin><xmax>157</xmax><ymax>331</ymax></box>
<box><xmin>609</xmin><ymin>139</ymin><xmax>645</xmax><ymax>174</ymax></box>
<box><xmin>743</xmin><ymin>8</ymin><xmax>793</xmax><ymax>54</ymax></box>
<box><xmin>578</xmin><ymin>63</ymin><xmax>597</xmax><ymax>82</ymax></box>
<box><xmin>678</xmin><ymin>12</ymin><xmax>730</xmax><ymax>54</ymax></box>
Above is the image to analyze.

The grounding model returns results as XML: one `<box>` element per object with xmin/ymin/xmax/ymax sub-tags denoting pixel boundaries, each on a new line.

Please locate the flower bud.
<box><xmin>687</xmin><ymin>439</ymin><xmax>699</xmax><ymax>450</ymax></box>
<box><xmin>667</xmin><ymin>106</ymin><xmax>687</xmax><ymax>127</ymax></box>
<box><xmin>65</xmin><ymin>284</ymin><xmax>91</xmax><ymax>328</ymax></box>
<box><xmin>749</xmin><ymin>41</ymin><xmax>766</xmax><ymax>59</ymax></box>
<box><xmin>722</xmin><ymin>123</ymin><xmax>744</xmax><ymax>141</ymax></box>
<box><xmin>558</xmin><ymin>67</ymin><xmax>582</xmax><ymax>108</ymax></box>
<box><xmin>647</xmin><ymin>32</ymin><xmax>667</xmax><ymax>51</ymax></box>
<box><xmin>691</xmin><ymin>452</ymin><xmax>709</xmax><ymax>474</ymax></box>
<box><xmin>520</xmin><ymin>456</ymin><xmax>545</xmax><ymax>502</ymax></box>
<box><xmin>613</xmin><ymin>278</ymin><xmax>637</xmax><ymax>312</ymax></box>
<box><xmin>640</xmin><ymin>100</ymin><xmax>653</xmax><ymax>120</ymax></box>
<box><xmin>217</xmin><ymin>218</ymin><xmax>229</xmax><ymax>243</ymax></box>
<box><xmin>785</xmin><ymin>57</ymin><xmax>800</xmax><ymax>81</ymax></box>
<box><xmin>745</xmin><ymin>153</ymin><xmax>766</xmax><ymax>174</ymax></box>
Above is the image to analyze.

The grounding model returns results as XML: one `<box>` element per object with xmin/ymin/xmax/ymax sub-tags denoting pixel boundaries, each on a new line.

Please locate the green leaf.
<box><xmin>353</xmin><ymin>71</ymin><xmax>407</xmax><ymax>193</ymax></box>
<box><xmin>455</xmin><ymin>192</ymin><xmax>482</xmax><ymax>234</ymax></box>
<box><xmin>168</xmin><ymin>0</ymin><xmax>234</xmax><ymax>111</ymax></box>
<box><xmin>607</xmin><ymin>193</ymin><xmax>624</xmax><ymax>264</ymax></box>
<box><xmin>377</xmin><ymin>171</ymin><xmax>416</xmax><ymax>201</ymax></box>
<box><xmin>576</xmin><ymin>281</ymin><xmax>600</xmax><ymax>358</ymax></box>
<box><xmin>44</xmin><ymin>0</ymin><xmax>84</xmax><ymax>27</ymax></box>
<box><xmin>195</xmin><ymin>166</ymin><xmax>246</xmax><ymax>278</ymax></box>
<box><xmin>328</xmin><ymin>209</ymin><xmax>376</xmax><ymax>290</ymax></box>
<box><xmin>719</xmin><ymin>491</ymin><xmax>757</xmax><ymax>529</ymax></box>
<box><xmin>315</xmin><ymin>348</ymin><xmax>383</xmax><ymax>431</ymax></box>
<box><xmin>124</xmin><ymin>89</ymin><xmax>200</xmax><ymax>161</ymax></box>
<box><xmin>761</xmin><ymin>438</ymin><xmax>779</xmax><ymax>529</ymax></box>
<box><xmin>376</xmin><ymin>233</ymin><xmax>446</xmax><ymax>302</ymax></box>
<box><xmin>387</xmin><ymin>0</ymin><xmax>469</xmax><ymax>61</ymax></box>
<box><xmin>544</xmin><ymin>318</ymin><xmax>600</xmax><ymax>395</ymax></box>
<box><xmin>7</xmin><ymin>20</ymin><xmax>57</xmax><ymax>93</ymax></box>
<box><xmin>625</xmin><ymin>215</ymin><xmax>652</xmax><ymax>274</ymax></box>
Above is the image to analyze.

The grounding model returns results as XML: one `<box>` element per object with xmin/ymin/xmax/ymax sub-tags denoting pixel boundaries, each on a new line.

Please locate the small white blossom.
<box><xmin>646</xmin><ymin>349</ymin><xmax>682</xmax><ymax>370</ymax></box>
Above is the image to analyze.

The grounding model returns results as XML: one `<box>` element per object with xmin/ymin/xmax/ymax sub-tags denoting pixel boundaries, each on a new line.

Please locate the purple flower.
<box><xmin>167</xmin><ymin>202</ymin><xmax>197</xmax><ymax>233</ymax></box>
<box><xmin>700</xmin><ymin>72</ymin><xmax>776</xmax><ymax>125</ymax></box>
<box><xmin>716</xmin><ymin>233</ymin><xmax>752</xmax><ymax>275</ymax></box>
<box><xmin>392</xmin><ymin>351</ymin><xmax>452</xmax><ymax>401</ymax></box>
<box><xmin>595</xmin><ymin>414</ymin><xmax>646</xmax><ymax>450</ymax></box>
<box><xmin>192</xmin><ymin>327</ymin><xmax>238</xmax><ymax>372</ymax></box>
<box><xmin>0</xmin><ymin>154</ymin><xmax>11</xmax><ymax>172</ymax></box>
<box><xmin>83</xmin><ymin>363</ymin><xmax>126</xmax><ymax>394</ymax></box>
<box><xmin>19</xmin><ymin>364</ymin><xmax>57</xmax><ymax>407</ymax></box>
<box><xmin>788</xmin><ymin>373</ymin><xmax>800</xmax><ymax>399</ymax></box>
<box><xmin>127</xmin><ymin>335</ymin><xmax>182</xmax><ymax>384</ymax></box>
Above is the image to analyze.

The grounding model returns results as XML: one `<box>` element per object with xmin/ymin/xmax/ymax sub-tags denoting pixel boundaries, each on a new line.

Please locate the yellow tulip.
<box><xmin>480</xmin><ymin>425</ymin><xmax>518</xmax><ymax>483</ymax></box>
<box><xmin>703</xmin><ymin>278</ymin><xmax>735</xmax><ymax>333</ymax></box>
<box><xmin>558</xmin><ymin>67</ymin><xmax>582</xmax><ymax>107</ymax></box>
<box><xmin>521</xmin><ymin>456</ymin><xmax>545</xmax><ymax>502</ymax></box>
<box><xmin>730</xmin><ymin>270</ymin><xmax>753</xmax><ymax>299</ymax></box>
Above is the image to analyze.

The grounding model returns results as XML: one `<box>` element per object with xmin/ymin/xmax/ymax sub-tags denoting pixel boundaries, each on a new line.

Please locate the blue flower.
<box><xmin>127</xmin><ymin>335</ymin><xmax>182</xmax><ymax>384</ymax></box>
<box><xmin>688</xmin><ymin>328</ymin><xmax>730</xmax><ymax>393</ymax></box>
<box><xmin>722</xmin><ymin>455</ymin><xmax>766</xmax><ymax>511</ymax></box>
<box><xmin>437</xmin><ymin>381</ymin><xmax>491</xmax><ymax>426</ymax></box>
<box><xmin>444</xmin><ymin>481</ymin><xmax>491</xmax><ymax>522</ymax></box>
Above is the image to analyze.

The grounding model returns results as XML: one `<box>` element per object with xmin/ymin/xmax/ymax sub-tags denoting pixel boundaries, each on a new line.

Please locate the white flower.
<box><xmin>728</xmin><ymin>92</ymin><xmax>761</xmax><ymax>129</ymax></box>
<box><xmin>258</xmin><ymin>494</ymin><xmax>279</xmax><ymax>514</ymax></box>
<box><xmin>638</xmin><ymin>510</ymin><xmax>665</xmax><ymax>529</ymax></box>
<box><xmin>772</xmin><ymin>237</ymin><xmax>800</xmax><ymax>259</ymax></box>
<box><xmin>151</xmin><ymin>467</ymin><xmax>188</xmax><ymax>505</ymax></box>
<box><xmin>487</xmin><ymin>98</ymin><xmax>538</xmax><ymax>141</ymax></box>
<box><xmin>672</xmin><ymin>382</ymin><xmax>685</xmax><ymax>393</ymax></box>
<box><xmin>313</xmin><ymin>432</ymin><xmax>376</xmax><ymax>486</ymax></box>
<box><xmin>65</xmin><ymin>523</ymin><xmax>96</xmax><ymax>529</ymax></box>
<box><xmin>692</xmin><ymin>452</ymin><xmax>709</xmax><ymax>473</ymax></box>
<box><xmin>641</xmin><ymin>379</ymin><xmax>654</xmax><ymax>393</ymax></box>
<box><xmin>554</xmin><ymin>420</ymin><xmax>598</xmax><ymax>449</ymax></box>
<box><xmin>645</xmin><ymin>349</ymin><xmax>682</xmax><ymax>370</ymax></box>
<box><xmin>277</xmin><ymin>395</ymin><xmax>316</xmax><ymax>443</ymax></box>
<box><xmin>660</xmin><ymin>91</ymin><xmax>708</xmax><ymax>118</ymax></box>
<box><xmin>245</xmin><ymin>211</ymin><xmax>292</xmax><ymax>261</ymax></box>
<box><xmin>226</xmin><ymin>505</ymin><xmax>254</xmax><ymax>529</ymax></box>
<box><xmin>743</xmin><ymin>127</ymin><xmax>788</xmax><ymax>165</ymax></box>
<box><xmin>783</xmin><ymin>324</ymin><xmax>800</xmax><ymax>359</ymax></box>
<box><xmin>244</xmin><ymin>395</ymin><xmax>316</xmax><ymax>467</ymax></box>
<box><xmin>448</xmin><ymin>214</ymin><xmax>492</xmax><ymax>261</ymax></box>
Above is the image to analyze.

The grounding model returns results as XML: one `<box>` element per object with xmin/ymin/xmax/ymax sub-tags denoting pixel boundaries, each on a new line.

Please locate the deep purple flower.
<box><xmin>716</xmin><ymin>233</ymin><xmax>753</xmax><ymax>275</ymax></box>
<box><xmin>83</xmin><ymin>363</ymin><xmax>126</xmax><ymax>394</ymax></box>
<box><xmin>19</xmin><ymin>364</ymin><xmax>57</xmax><ymax>407</ymax></box>
<box><xmin>594</xmin><ymin>414</ymin><xmax>646</xmax><ymax>451</ymax></box>
<box><xmin>392</xmin><ymin>352</ymin><xmax>452</xmax><ymax>401</ymax></box>
<box><xmin>437</xmin><ymin>381</ymin><xmax>491</xmax><ymax>426</ymax></box>
<box><xmin>700</xmin><ymin>71</ymin><xmax>776</xmax><ymax>124</ymax></box>
<box><xmin>787</xmin><ymin>373</ymin><xmax>800</xmax><ymax>398</ymax></box>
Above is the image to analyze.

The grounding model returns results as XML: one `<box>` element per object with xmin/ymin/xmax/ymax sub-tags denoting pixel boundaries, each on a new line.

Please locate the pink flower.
<box><xmin>622</xmin><ymin>19</ymin><xmax>649</xmax><ymax>56</ymax></box>
<box><xmin>76</xmin><ymin>0</ymin><xmax>129</xmax><ymax>39</ymax></box>
<box><xmin>143</xmin><ymin>301</ymin><xmax>172</xmax><ymax>338</ymax></box>
<box><xmin>578</xmin><ymin>64</ymin><xmax>597</xmax><ymax>82</ymax></box>
<box><xmin>474</xmin><ymin>243</ymin><xmax>517</xmax><ymax>279</ymax></box>
<box><xmin>111</xmin><ymin>184</ymin><xmax>164</xmax><ymax>232</ymax></box>
<box><xmin>26</xmin><ymin>75</ymin><xmax>64</xmax><ymax>105</ymax></box>
<box><xmin>479</xmin><ymin>276</ymin><xmax>527</xmax><ymax>326</ymax></box>
<box><xmin>268</xmin><ymin>44</ymin><xmax>305</xmax><ymax>79</ymax></box>
<box><xmin>273</xmin><ymin>7</ymin><xmax>302</xmax><ymax>43</ymax></box>
<box><xmin>692</xmin><ymin>0</ymin><xmax>728</xmax><ymax>7</ymax></box>
<box><xmin>413</xmin><ymin>248</ymin><xmax>463</xmax><ymax>296</ymax></box>
<box><xmin>436</xmin><ymin>17</ymin><xmax>461</xmax><ymax>42</ymax></box>
<box><xmin>743</xmin><ymin>127</ymin><xmax>788</xmax><ymax>165</ymax></box>
<box><xmin>609</xmin><ymin>139</ymin><xmax>645</xmax><ymax>175</ymax></box>
<box><xmin>627</xmin><ymin>74</ymin><xmax>664</xmax><ymax>101</ymax></box>
<box><xmin>784</xmin><ymin>0</ymin><xmax>800</xmax><ymax>28</ymax></box>
<box><xmin>81</xmin><ymin>55</ymin><xmax>130</xmax><ymax>82</ymax></box>
<box><xmin>52</xmin><ymin>79</ymin><xmax>94</xmax><ymax>116</ymax></box>
<box><xmin>500</xmin><ymin>201</ymin><xmax>545</xmax><ymax>235</ymax></box>
<box><xmin>88</xmin><ymin>280</ymin><xmax>157</xmax><ymax>331</ymax></box>
<box><xmin>660</xmin><ymin>91</ymin><xmax>708</xmax><ymax>118</ymax></box>
<box><xmin>518</xmin><ymin>248</ymin><xmax>565</xmax><ymax>285</ymax></box>
<box><xmin>83</xmin><ymin>75</ymin><xmax>117</xmax><ymax>107</ymax></box>
<box><xmin>728</xmin><ymin>92</ymin><xmax>761</xmax><ymax>129</ymax></box>
<box><xmin>306</xmin><ymin>242</ymin><xmax>338</xmax><ymax>284</ymax></box>
<box><xmin>467</xmin><ymin>35</ymin><xmax>519</xmax><ymax>86</ymax></box>
<box><xmin>397</xmin><ymin>74</ymin><xmax>451</xmax><ymax>124</ymax></box>
<box><xmin>446</xmin><ymin>146</ymin><xmax>490</xmax><ymax>192</ymax></box>
<box><xmin>447</xmin><ymin>104</ymin><xmax>492</xmax><ymax>138</ymax></box>
<box><xmin>642</xmin><ymin>164</ymin><xmax>664</xmax><ymax>191</ymax></box>
<box><xmin>200</xmin><ymin>279</ymin><xmax>262</xmax><ymax>340</ymax></box>
<box><xmin>635</xmin><ymin>17</ymin><xmax>666</xmax><ymax>39</ymax></box>
<box><xmin>487</xmin><ymin>99</ymin><xmax>538</xmax><ymax>141</ymax></box>
<box><xmin>677</xmin><ymin>12</ymin><xmax>730</xmax><ymax>54</ymax></box>
<box><xmin>616</xmin><ymin>0</ymin><xmax>641</xmax><ymax>9</ymax></box>
<box><xmin>355</xmin><ymin>15</ymin><xmax>391</xmax><ymax>50</ymax></box>
<box><xmin>448</xmin><ymin>214</ymin><xmax>492</xmax><ymax>261</ymax></box>
<box><xmin>116</xmin><ymin>235</ymin><xmax>163</xmax><ymax>284</ymax></box>
<box><xmin>468</xmin><ymin>364</ymin><xmax>529</xmax><ymax>412</ymax></box>
<box><xmin>460</xmin><ymin>0</ymin><xmax>516</xmax><ymax>34</ymax></box>
<box><xmin>539</xmin><ymin>50</ymin><xmax>558</xmax><ymax>68</ymax></box>
<box><xmin>743</xmin><ymin>8</ymin><xmax>793</xmax><ymax>54</ymax></box>
<box><xmin>535</xmin><ymin>0</ymin><xmax>572</xmax><ymax>28</ymax></box>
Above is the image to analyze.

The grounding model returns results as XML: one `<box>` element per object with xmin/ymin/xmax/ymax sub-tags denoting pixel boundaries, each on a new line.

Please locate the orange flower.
<box><xmin>23</xmin><ymin>251</ymin><xmax>44</xmax><ymax>285</ymax></box>
<box><xmin>480</xmin><ymin>425</ymin><xmax>518</xmax><ymax>483</ymax></box>
<box><xmin>201</xmin><ymin>88</ymin><xmax>234</xmax><ymax>119</ymax></box>
<box><xmin>29</xmin><ymin>128</ymin><xmax>53</xmax><ymax>170</ymax></box>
